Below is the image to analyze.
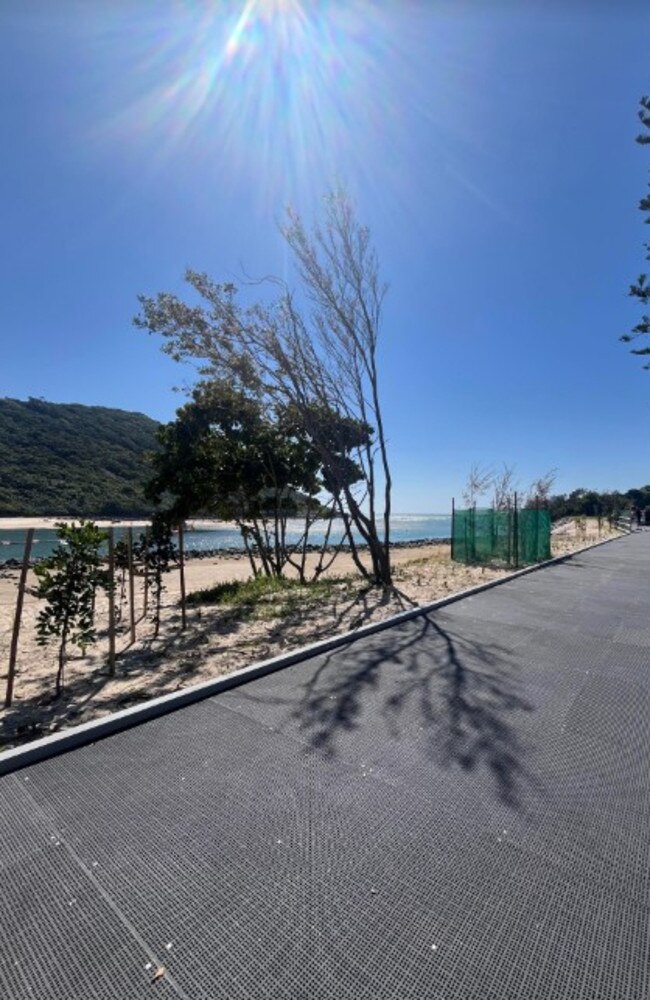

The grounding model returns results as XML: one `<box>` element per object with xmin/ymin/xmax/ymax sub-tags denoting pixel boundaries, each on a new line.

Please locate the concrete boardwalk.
<box><xmin>1</xmin><ymin>534</ymin><xmax>649</xmax><ymax>999</ymax></box>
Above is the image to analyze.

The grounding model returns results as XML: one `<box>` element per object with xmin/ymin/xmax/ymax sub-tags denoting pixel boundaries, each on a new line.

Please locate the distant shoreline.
<box><xmin>0</xmin><ymin>517</ymin><xmax>233</xmax><ymax>531</ymax></box>
<box><xmin>0</xmin><ymin>514</ymin><xmax>448</xmax><ymax>533</ymax></box>
<box><xmin>0</xmin><ymin>516</ymin><xmax>451</xmax><ymax>568</ymax></box>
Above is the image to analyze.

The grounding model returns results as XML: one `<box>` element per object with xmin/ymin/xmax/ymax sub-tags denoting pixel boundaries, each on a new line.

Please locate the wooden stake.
<box><xmin>107</xmin><ymin>528</ymin><xmax>116</xmax><ymax>675</ymax></box>
<box><xmin>178</xmin><ymin>522</ymin><xmax>187</xmax><ymax>631</ymax></box>
<box><xmin>143</xmin><ymin>526</ymin><xmax>149</xmax><ymax>617</ymax></box>
<box><xmin>5</xmin><ymin>529</ymin><xmax>34</xmax><ymax>709</ymax></box>
<box><xmin>127</xmin><ymin>527</ymin><xmax>136</xmax><ymax>645</ymax></box>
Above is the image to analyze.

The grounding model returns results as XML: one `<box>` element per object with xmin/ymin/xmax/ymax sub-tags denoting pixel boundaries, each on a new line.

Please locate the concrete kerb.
<box><xmin>0</xmin><ymin>531</ymin><xmax>627</xmax><ymax>777</ymax></box>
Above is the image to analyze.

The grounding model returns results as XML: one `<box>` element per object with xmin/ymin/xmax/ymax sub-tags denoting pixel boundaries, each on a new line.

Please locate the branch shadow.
<box><xmin>1</xmin><ymin>603</ymin><xmax>256</xmax><ymax>746</ymax></box>
<box><xmin>2</xmin><ymin>579</ymin><xmax>401</xmax><ymax>749</ymax></box>
<box><xmin>292</xmin><ymin>608</ymin><xmax>538</xmax><ymax>810</ymax></box>
<box><xmin>3</xmin><ymin>575</ymin><xmax>538</xmax><ymax>814</ymax></box>
<box><xmin>260</xmin><ymin>582</ymin><xmax>409</xmax><ymax>649</ymax></box>
<box><xmin>1</xmin><ymin>667</ymin><xmax>112</xmax><ymax>745</ymax></box>
<box><xmin>104</xmin><ymin>582</ymin><xmax>412</xmax><ymax>716</ymax></box>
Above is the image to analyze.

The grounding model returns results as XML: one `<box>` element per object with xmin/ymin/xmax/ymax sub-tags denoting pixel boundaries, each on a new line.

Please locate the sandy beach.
<box><xmin>0</xmin><ymin>518</ymin><xmax>621</xmax><ymax>751</ymax></box>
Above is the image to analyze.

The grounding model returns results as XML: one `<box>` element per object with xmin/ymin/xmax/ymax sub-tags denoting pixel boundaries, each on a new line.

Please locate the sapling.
<box><xmin>34</xmin><ymin>521</ymin><xmax>111</xmax><ymax>697</ymax></box>
<box><xmin>133</xmin><ymin>513</ymin><xmax>177</xmax><ymax>639</ymax></box>
<box><xmin>462</xmin><ymin>463</ymin><xmax>493</xmax><ymax>508</ymax></box>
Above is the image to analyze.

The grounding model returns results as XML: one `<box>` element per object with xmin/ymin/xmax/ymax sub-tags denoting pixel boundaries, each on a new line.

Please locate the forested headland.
<box><xmin>0</xmin><ymin>398</ymin><xmax>159</xmax><ymax>517</ymax></box>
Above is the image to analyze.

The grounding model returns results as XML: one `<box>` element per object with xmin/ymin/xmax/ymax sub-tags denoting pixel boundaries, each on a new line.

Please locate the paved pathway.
<box><xmin>1</xmin><ymin>534</ymin><xmax>649</xmax><ymax>999</ymax></box>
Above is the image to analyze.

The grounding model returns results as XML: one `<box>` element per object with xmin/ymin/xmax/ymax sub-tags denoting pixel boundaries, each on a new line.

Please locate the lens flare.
<box><xmin>82</xmin><ymin>2</ymin><xmax>489</xmax><ymax>219</ymax></box>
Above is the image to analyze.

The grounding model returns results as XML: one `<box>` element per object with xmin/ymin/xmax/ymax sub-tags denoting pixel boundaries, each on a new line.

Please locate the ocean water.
<box><xmin>0</xmin><ymin>514</ymin><xmax>451</xmax><ymax>562</ymax></box>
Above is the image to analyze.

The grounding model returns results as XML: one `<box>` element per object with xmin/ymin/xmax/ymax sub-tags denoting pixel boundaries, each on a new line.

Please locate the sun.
<box><xmin>225</xmin><ymin>0</ymin><xmax>307</xmax><ymax>60</ymax></box>
<box><xmin>97</xmin><ymin>1</ymin><xmax>411</xmax><ymax>211</ymax></box>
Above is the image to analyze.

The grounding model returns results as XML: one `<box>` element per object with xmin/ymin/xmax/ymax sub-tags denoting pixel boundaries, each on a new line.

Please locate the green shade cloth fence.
<box><xmin>452</xmin><ymin>507</ymin><xmax>551</xmax><ymax>567</ymax></box>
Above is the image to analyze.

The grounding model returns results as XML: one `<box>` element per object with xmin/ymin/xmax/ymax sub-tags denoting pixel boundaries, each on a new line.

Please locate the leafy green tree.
<box><xmin>546</xmin><ymin>487</ymin><xmax>633</xmax><ymax>521</ymax></box>
<box><xmin>621</xmin><ymin>96</ymin><xmax>650</xmax><ymax>363</ymax></box>
<box><xmin>290</xmin><ymin>401</ymin><xmax>377</xmax><ymax>579</ymax></box>
<box><xmin>135</xmin><ymin>191</ymin><xmax>393</xmax><ymax>586</ymax></box>
<box><xmin>147</xmin><ymin>383</ymin><xmax>362</xmax><ymax>581</ymax></box>
<box><xmin>34</xmin><ymin>521</ymin><xmax>111</xmax><ymax>696</ymax></box>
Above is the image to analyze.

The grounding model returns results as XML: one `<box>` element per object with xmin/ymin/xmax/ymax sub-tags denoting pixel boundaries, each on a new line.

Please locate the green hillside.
<box><xmin>0</xmin><ymin>398</ymin><xmax>160</xmax><ymax>517</ymax></box>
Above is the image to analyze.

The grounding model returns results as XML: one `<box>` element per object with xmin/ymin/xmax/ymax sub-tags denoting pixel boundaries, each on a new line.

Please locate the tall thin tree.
<box><xmin>136</xmin><ymin>191</ymin><xmax>394</xmax><ymax>586</ymax></box>
<box><xmin>621</xmin><ymin>95</ymin><xmax>650</xmax><ymax>362</ymax></box>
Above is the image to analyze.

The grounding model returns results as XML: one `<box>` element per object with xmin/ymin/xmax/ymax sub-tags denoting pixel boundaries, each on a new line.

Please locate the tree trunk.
<box><xmin>343</xmin><ymin>486</ymin><xmax>391</xmax><ymax>586</ymax></box>
<box><xmin>336</xmin><ymin>497</ymin><xmax>372</xmax><ymax>582</ymax></box>
<box><xmin>238</xmin><ymin>522</ymin><xmax>259</xmax><ymax>578</ymax></box>
<box><xmin>153</xmin><ymin>570</ymin><xmax>162</xmax><ymax>639</ymax></box>
<box><xmin>369</xmin><ymin>356</ymin><xmax>392</xmax><ymax>563</ymax></box>
<box><xmin>56</xmin><ymin>637</ymin><xmax>67</xmax><ymax>698</ymax></box>
<box><xmin>250</xmin><ymin>521</ymin><xmax>272</xmax><ymax>577</ymax></box>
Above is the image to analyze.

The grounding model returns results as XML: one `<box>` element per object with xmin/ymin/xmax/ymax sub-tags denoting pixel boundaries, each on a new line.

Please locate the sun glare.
<box><xmin>224</xmin><ymin>0</ymin><xmax>307</xmax><ymax>61</ymax></box>
<box><xmin>226</xmin><ymin>0</ymin><xmax>304</xmax><ymax>58</ymax></box>
<box><xmin>91</xmin><ymin>1</ymin><xmax>447</xmax><ymax>213</ymax></box>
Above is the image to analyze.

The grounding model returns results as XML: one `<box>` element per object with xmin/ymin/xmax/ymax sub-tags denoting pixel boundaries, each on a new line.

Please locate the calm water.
<box><xmin>0</xmin><ymin>514</ymin><xmax>451</xmax><ymax>562</ymax></box>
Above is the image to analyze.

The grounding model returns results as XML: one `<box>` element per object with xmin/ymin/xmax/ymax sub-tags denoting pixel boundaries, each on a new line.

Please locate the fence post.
<box><xmin>451</xmin><ymin>498</ymin><xmax>455</xmax><ymax>561</ymax></box>
<box><xmin>513</xmin><ymin>492</ymin><xmax>519</xmax><ymax>569</ymax></box>
<box><xmin>107</xmin><ymin>528</ymin><xmax>116</xmax><ymax>676</ymax></box>
<box><xmin>4</xmin><ymin>528</ymin><xmax>35</xmax><ymax>709</ymax></box>
<box><xmin>127</xmin><ymin>527</ymin><xmax>136</xmax><ymax>645</ymax></box>
<box><xmin>471</xmin><ymin>503</ymin><xmax>476</xmax><ymax>563</ymax></box>
<box><xmin>178</xmin><ymin>522</ymin><xmax>187</xmax><ymax>631</ymax></box>
<box><xmin>487</xmin><ymin>505</ymin><xmax>492</xmax><ymax>563</ymax></box>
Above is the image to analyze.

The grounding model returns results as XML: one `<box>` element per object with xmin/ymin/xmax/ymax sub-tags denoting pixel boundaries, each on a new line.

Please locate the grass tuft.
<box><xmin>187</xmin><ymin>576</ymin><xmax>297</xmax><ymax>607</ymax></box>
<box><xmin>187</xmin><ymin>574</ymin><xmax>352</xmax><ymax>611</ymax></box>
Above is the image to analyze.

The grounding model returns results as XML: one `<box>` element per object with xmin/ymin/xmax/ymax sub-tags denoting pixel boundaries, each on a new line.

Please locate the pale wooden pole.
<box><xmin>107</xmin><ymin>528</ymin><xmax>116</xmax><ymax>675</ymax></box>
<box><xmin>178</xmin><ymin>522</ymin><xmax>187</xmax><ymax>631</ymax></box>
<box><xmin>127</xmin><ymin>527</ymin><xmax>136</xmax><ymax>645</ymax></box>
<box><xmin>4</xmin><ymin>528</ymin><xmax>34</xmax><ymax>709</ymax></box>
<box><xmin>143</xmin><ymin>526</ymin><xmax>149</xmax><ymax>618</ymax></box>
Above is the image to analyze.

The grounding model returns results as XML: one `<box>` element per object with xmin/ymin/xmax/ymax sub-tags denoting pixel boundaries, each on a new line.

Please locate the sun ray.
<box><xmin>85</xmin><ymin>2</ymin><xmax>490</xmax><ymax>220</ymax></box>
<box><xmin>225</xmin><ymin>0</ymin><xmax>257</xmax><ymax>60</ymax></box>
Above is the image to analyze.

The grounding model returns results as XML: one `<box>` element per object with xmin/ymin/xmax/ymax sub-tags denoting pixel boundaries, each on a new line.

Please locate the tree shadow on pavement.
<box><xmin>294</xmin><ymin>610</ymin><xmax>537</xmax><ymax>810</ymax></box>
<box><xmin>1</xmin><ymin>580</ymin><xmax>403</xmax><ymax>749</ymax></box>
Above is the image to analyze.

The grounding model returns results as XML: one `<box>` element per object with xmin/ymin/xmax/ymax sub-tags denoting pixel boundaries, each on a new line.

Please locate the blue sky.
<box><xmin>2</xmin><ymin>0</ymin><xmax>649</xmax><ymax>512</ymax></box>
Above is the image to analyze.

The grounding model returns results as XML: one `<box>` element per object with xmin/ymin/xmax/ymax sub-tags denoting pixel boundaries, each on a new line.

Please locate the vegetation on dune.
<box><xmin>546</xmin><ymin>486</ymin><xmax>650</xmax><ymax>521</ymax></box>
<box><xmin>186</xmin><ymin>574</ymin><xmax>360</xmax><ymax>629</ymax></box>
<box><xmin>187</xmin><ymin>574</ymin><xmax>347</xmax><ymax>609</ymax></box>
<box><xmin>460</xmin><ymin>464</ymin><xmax>650</xmax><ymax>522</ymax></box>
<box><xmin>0</xmin><ymin>397</ymin><xmax>159</xmax><ymax>517</ymax></box>
<box><xmin>462</xmin><ymin>464</ymin><xmax>557</xmax><ymax>510</ymax></box>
